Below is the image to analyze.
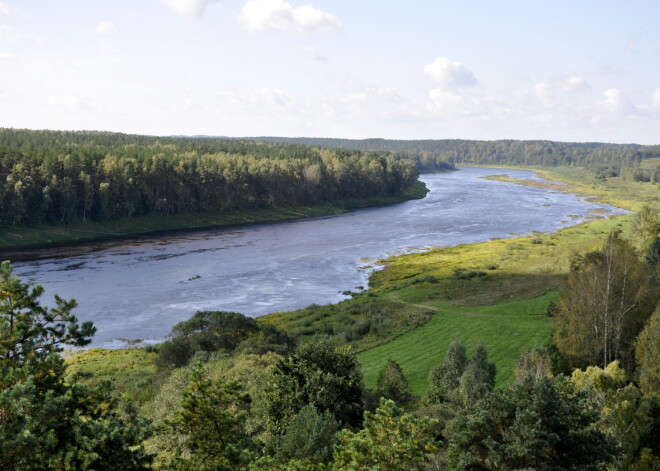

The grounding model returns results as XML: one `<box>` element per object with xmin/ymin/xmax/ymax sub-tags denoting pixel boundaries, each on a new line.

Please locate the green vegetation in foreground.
<box><xmin>0</xmin><ymin>180</ymin><xmax>428</xmax><ymax>251</ymax></box>
<box><xmin>65</xmin><ymin>348</ymin><xmax>159</xmax><ymax>404</ymax></box>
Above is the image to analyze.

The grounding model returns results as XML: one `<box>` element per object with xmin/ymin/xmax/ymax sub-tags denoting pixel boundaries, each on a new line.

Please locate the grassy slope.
<box><xmin>352</xmin><ymin>167</ymin><xmax>657</xmax><ymax>395</ymax></box>
<box><xmin>0</xmin><ymin>181</ymin><xmax>428</xmax><ymax>252</ymax></box>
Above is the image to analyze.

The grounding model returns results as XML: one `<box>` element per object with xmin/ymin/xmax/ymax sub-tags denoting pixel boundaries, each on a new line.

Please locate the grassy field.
<box><xmin>358</xmin><ymin>293</ymin><xmax>557</xmax><ymax>393</ymax></box>
<box><xmin>0</xmin><ymin>181</ymin><xmax>428</xmax><ymax>252</ymax></box>
<box><xmin>64</xmin><ymin>348</ymin><xmax>160</xmax><ymax>404</ymax></box>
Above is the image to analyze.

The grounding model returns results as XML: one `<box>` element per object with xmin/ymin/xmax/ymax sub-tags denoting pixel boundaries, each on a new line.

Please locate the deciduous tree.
<box><xmin>553</xmin><ymin>235</ymin><xmax>658</xmax><ymax>370</ymax></box>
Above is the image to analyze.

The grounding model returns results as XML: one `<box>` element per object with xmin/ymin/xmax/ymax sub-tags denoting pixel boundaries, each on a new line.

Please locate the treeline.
<box><xmin>250</xmin><ymin>136</ymin><xmax>660</xmax><ymax>180</ymax></box>
<box><xmin>0</xmin><ymin>129</ymin><xmax>419</xmax><ymax>227</ymax></box>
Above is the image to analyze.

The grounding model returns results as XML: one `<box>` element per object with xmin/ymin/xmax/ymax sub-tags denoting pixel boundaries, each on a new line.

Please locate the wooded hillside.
<box><xmin>0</xmin><ymin>129</ymin><xmax>420</xmax><ymax>227</ymax></box>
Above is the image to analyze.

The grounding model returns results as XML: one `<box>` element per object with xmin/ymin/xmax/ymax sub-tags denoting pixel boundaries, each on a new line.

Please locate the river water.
<box><xmin>9</xmin><ymin>168</ymin><xmax>626</xmax><ymax>348</ymax></box>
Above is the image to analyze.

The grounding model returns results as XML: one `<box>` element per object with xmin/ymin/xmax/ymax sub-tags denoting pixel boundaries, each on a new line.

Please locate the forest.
<box><xmin>251</xmin><ymin>136</ymin><xmax>660</xmax><ymax>181</ymax></box>
<box><xmin>0</xmin><ymin>129</ymin><xmax>429</xmax><ymax>228</ymax></box>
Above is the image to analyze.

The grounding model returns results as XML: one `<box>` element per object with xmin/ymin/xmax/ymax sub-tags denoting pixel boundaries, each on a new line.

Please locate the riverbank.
<box><xmin>0</xmin><ymin>180</ymin><xmax>429</xmax><ymax>255</ymax></box>
<box><xmin>465</xmin><ymin>164</ymin><xmax>658</xmax><ymax>211</ymax></box>
<box><xmin>63</xmin><ymin>166</ymin><xmax>654</xmax><ymax>398</ymax></box>
<box><xmin>262</xmin><ymin>167</ymin><xmax>655</xmax><ymax>392</ymax></box>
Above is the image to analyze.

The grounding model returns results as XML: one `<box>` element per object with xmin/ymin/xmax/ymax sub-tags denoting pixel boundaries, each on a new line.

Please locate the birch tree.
<box><xmin>553</xmin><ymin>235</ymin><xmax>657</xmax><ymax>370</ymax></box>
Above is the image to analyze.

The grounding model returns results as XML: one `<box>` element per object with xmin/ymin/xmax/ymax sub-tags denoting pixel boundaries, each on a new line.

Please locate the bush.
<box><xmin>157</xmin><ymin>311</ymin><xmax>292</xmax><ymax>368</ymax></box>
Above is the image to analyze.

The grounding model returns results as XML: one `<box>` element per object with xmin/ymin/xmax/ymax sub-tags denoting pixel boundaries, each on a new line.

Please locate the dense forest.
<box><xmin>250</xmin><ymin>136</ymin><xmax>660</xmax><ymax>181</ymax></box>
<box><xmin>0</xmin><ymin>129</ymin><xmax>427</xmax><ymax>227</ymax></box>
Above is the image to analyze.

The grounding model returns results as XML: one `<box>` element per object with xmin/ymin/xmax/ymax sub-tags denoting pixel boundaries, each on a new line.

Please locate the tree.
<box><xmin>157</xmin><ymin>310</ymin><xmax>292</xmax><ymax>369</ymax></box>
<box><xmin>446</xmin><ymin>376</ymin><xmax>617</xmax><ymax>471</ymax></box>
<box><xmin>514</xmin><ymin>345</ymin><xmax>553</xmax><ymax>383</ymax></box>
<box><xmin>0</xmin><ymin>260</ymin><xmax>152</xmax><ymax>470</ymax></box>
<box><xmin>455</xmin><ymin>341</ymin><xmax>496</xmax><ymax>408</ymax></box>
<box><xmin>635</xmin><ymin>308</ymin><xmax>660</xmax><ymax>397</ymax></box>
<box><xmin>333</xmin><ymin>398</ymin><xmax>439</xmax><ymax>471</ymax></box>
<box><xmin>266</xmin><ymin>342</ymin><xmax>364</xmax><ymax>434</ymax></box>
<box><xmin>570</xmin><ymin>361</ymin><xmax>660</xmax><ymax>470</ymax></box>
<box><xmin>164</xmin><ymin>362</ymin><xmax>254</xmax><ymax>471</ymax></box>
<box><xmin>553</xmin><ymin>235</ymin><xmax>658</xmax><ymax>370</ymax></box>
<box><xmin>425</xmin><ymin>338</ymin><xmax>467</xmax><ymax>405</ymax></box>
<box><xmin>629</xmin><ymin>204</ymin><xmax>659</xmax><ymax>253</ymax></box>
<box><xmin>376</xmin><ymin>359</ymin><xmax>415</xmax><ymax>407</ymax></box>
<box><xmin>267</xmin><ymin>404</ymin><xmax>339</xmax><ymax>465</ymax></box>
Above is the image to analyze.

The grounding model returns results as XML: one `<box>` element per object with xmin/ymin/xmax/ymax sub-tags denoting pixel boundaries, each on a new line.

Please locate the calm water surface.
<box><xmin>10</xmin><ymin>168</ymin><xmax>627</xmax><ymax>347</ymax></box>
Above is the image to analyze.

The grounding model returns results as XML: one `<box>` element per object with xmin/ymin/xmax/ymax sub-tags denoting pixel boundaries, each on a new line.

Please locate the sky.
<box><xmin>1</xmin><ymin>0</ymin><xmax>659</xmax><ymax>144</ymax></box>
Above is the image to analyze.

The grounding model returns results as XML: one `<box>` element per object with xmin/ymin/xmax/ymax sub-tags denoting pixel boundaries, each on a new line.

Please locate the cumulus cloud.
<box><xmin>241</xmin><ymin>0</ymin><xmax>341</xmax><ymax>34</ymax></box>
<box><xmin>601</xmin><ymin>88</ymin><xmax>637</xmax><ymax>115</ymax></box>
<box><xmin>96</xmin><ymin>21</ymin><xmax>115</xmax><ymax>35</ymax></box>
<box><xmin>559</xmin><ymin>75</ymin><xmax>589</xmax><ymax>93</ymax></box>
<box><xmin>423</xmin><ymin>57</ymin><xmax>477</xmax><ymax>89</ymax></box>
<box><xmin>160</xmin><ymin>0</ymin><xmax>220</xmax><ymax>18</ymax></box>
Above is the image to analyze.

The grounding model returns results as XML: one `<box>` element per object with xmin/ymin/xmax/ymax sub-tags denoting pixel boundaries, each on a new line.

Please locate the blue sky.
<box><xmin>1</xmin><ymin>0</ymin><xmax>659</xmax><ymax>143</ymax></box>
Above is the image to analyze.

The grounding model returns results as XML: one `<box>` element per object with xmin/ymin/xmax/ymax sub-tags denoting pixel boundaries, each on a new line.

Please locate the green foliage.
<box><xmin>333</xmin><ymin>398</ymin><xmax>439</xmax><ymax>471</ymax></box>
<box><xmin>446</xmin><ymin>376</ymin><xmax>617</xmax><ymax>470</ymax></box>
<box><xmin>0</xmin><ymin>129</ymin><xmax>418</xmax><ymax>230</ymax></box>
<box><xmin>65</xmin><ymin>348</ymin><xmax>158</xmax><ymax>404</ymax></box>
<box><xmin>629</xmin><ymin>203</ymin><xmax>659</xmax><ymax>253</ymax></box>
<box><xmin>455</xmin><ymin>341</ymin><xmax>496</xmax><ymax>409</ymax></box>
<box><xmin>554</xmin><ymin>235</ymin><xmax>658</xmax><ymax>371</ymax></box>
<box><xmin>636</xmin><ymin>308</ymin><xmax>660</xmax><ymax>396</ymax></box>
<box><xmin>0</xmin><ymin>261</ymin><xmax>153</xmax><ymax>470</ymax></box>
<box><xmin>164</xmin><ymin>362</ymin><xmax>254</xmax><ymax>470</ymax></box>
<box><xmin>251</xmin><ymin>136</ymin><xmax>660</xmax><ymax>177</ymax></box>
<box><xmin>157</xmin><ymin>311</ymin><xmax>292</xmax><ymax>368</ymax></box>
<box><xmin>260</xmin><ymin>295</ymin><xmax>432</xmax><ymax>353</ymax></box>
<box><xmin>425</xmin><ymin>338</ymin><xmax>467</xmax><ymax>405</ymax></box>
<box><xmin>266</xmin><ymin>404</ymin><xmax>339</xmax><ymax>464</ymax></box>
<box><xmin>425</xmin><ymin>339</ymin><xmax>495</xmax><ymax>410</ymax></box>
<box><xmin>143</xmin><ymin>352</ymin><xmax>281</xmax><ymax>466</ymax></box>
<box><xmin>570</xmin><ymin>362</ymin><xmax>660</xmax><ymax>470</ymax></box>
<box><xmin>266</xmin><ymin>342</ymin><xmax>365</xmax><ymax>434</ymax></box>
<box><xmin>513</xmin><ymin>345</ymin><xmax>553</xmax><ymax>383</ymax></box>
<box><xmin>375</xmin><ymin>359</ymin><xmax>415</xmax><ymax>407</ymax></box>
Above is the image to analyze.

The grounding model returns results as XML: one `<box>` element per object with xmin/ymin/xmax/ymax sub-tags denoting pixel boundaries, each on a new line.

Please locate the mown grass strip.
<box><xmin>358</xmin><ymin>293</ymin><xmax>555</xmax><ymax>395</ymax></box>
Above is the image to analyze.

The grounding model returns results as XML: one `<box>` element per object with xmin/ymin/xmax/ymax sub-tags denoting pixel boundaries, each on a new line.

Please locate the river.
<box><xmin>9</xmin><ymin>167</ymin><xmax>627</xmax><ymax>348</ymax></box>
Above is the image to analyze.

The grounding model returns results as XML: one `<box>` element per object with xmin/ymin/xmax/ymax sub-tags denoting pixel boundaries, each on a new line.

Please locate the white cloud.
<box><xmin>0</xmin><ymin>2</ymin><xmax>12</xmax><ymax>16</ymax></box>
<box><xmin>423</xmin><ymin>57</ymin><xmax>476</xmax><ymax>89</ymax></box>
<box><xmin>427</xmin><ymin>88</ymin><xmax>492</xmax><ymax>117</ymax></box>
<box><xmin>559</xmin><ymin>75</ymin><xmax>589</xmax><ymax>93</ymax></box>
<box><xmin>96</xmin><ymin>21</ymin><xmax>115</xmax><ymax>35</ymax></box>
<box><xmin>241</xmin><ymin>0</ymin><xmax>341</xmax><ymax>34</ymax></box>
<box><xmin>601</xmin><ymin>88</ymin><xmax>637</xmax><ymax>115</ymax></box>
<box><xmin>160</xmin><ymin>0</ymin><xmax>220</xmax><ymax>18</ymax></box>
<box><xmin>301</xmin><ymin>44</ymin><xmax>327</xmax><ymax>62</ymax></box>
<box><xmin>652</xmin><ymin>88</ymin><xmax>660</xmax><ymax>109</ymax></box>
<box><xmin>0</xmin><ymin>24</ymin><xmax>20</xmax><ymax>45</ymax></box>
